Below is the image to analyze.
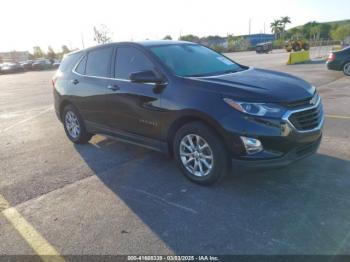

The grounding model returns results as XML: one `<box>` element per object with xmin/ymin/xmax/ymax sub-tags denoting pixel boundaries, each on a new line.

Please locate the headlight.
<box><xmin>223</xmin><ymin>98</ymin><xmax>284</xmax><ymax>117</ymax></box>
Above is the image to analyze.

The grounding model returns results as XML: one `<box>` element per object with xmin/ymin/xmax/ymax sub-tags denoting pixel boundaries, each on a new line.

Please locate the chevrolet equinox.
<box><xmin>53</xmin><ymin>41</ymin><xmax>324</xmax><ymax>185</ymax></box>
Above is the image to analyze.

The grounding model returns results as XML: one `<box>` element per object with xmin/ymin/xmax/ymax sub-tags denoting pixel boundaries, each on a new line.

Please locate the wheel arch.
<box><xmin>342</xmin><ymin>60</ymin><xmax>350</xmax><ymax>68</ymax></box>
<box><xmin>59</xmin><ymin>100</ymin><xmax>77</xmax><ymax>121</ymax></box>
<box><xmin>165</xmin><ymin>112</ymin><xmax>230</xmax><ymax>157</ymax></box>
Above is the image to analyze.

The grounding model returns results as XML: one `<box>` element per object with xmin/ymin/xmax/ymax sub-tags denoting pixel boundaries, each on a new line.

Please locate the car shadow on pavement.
<box><xmin>74</xmin><ymin>137</ymin><xmax>350</xmax><ymax>254</ymax></box>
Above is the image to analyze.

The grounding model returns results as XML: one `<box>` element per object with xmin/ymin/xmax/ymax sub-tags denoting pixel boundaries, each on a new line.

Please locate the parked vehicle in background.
<box><xmin>19</xmin><ymin>60</ymin><xmax>34</xmax><ymax>71</ymax></box>
<box><xmin>52</xmin><ymin>60</ymin><xmax>61</xmax><ymax>68</ymax></box>
<box><xmin>53</xmin><ymin>41</ymin><xmax>324</xmax><ymax>185</ymax></box>
<box><xmin>0</xmin><ymin>62</ymin><xmax>24</xmax><ymax>74</ymax></box>
<box><xmin>256</xmin><ymin>42</ymin><xmax>272</xmax><ymax>54</ymax></box>
<box><xmin>32</xmin><ymin>59</ymin><xmax>52</xmax><ymax>70</ymax></box>
<box><xmin>326</xmin><ymin>46</ymin><xmax>350</xmax><ymax>76</ymax></box>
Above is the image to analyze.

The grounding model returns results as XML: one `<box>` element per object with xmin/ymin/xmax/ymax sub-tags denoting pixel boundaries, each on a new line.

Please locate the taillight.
<box><xmin>327</xmin><ymin>53</ymin><xmax>336</xmax><ymax>62</ymax></box>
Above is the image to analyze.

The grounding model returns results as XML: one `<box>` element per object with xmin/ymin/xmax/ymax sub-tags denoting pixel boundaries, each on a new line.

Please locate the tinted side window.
<box><xmin>59</xmin><ymin>52</ymin><xmax>83</xmax><ymax>72</ymax></box>
<box><xmin>115</xmin><ymin>47</ymin><xmax>154</xmax><ymax>79</ymax></box>
<box><xmin>86</xmin><ymin>47</ymin><xmax>113</xmax><ymax>77</ymax></box>
<box><xmin>75</xmin><ymin>56</ymin><xmax>87</xmax><ymax>74</ymax></box>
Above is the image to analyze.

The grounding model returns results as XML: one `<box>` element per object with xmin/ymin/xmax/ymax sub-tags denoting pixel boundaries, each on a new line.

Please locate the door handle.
<box><xmin>107</xmin><ymin>84</ymin><xmax>120</xmax><ymax>91</ymax></box>
<box><xmin>71</xmin><ymin>79</ymin><xmax>79</xmax><ymax>85</ymax></box>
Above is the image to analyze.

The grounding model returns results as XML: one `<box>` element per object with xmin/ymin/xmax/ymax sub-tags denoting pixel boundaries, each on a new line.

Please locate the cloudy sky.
<box><xmin>1</xmin><ymin>0</ymin><xmax>349</xmax><ymax>52</ymax></box>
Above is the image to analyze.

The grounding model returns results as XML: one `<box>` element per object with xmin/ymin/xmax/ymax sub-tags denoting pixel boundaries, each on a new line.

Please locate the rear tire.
<box><xmin>343</xmin><ymin>62</ymin><xmax>350</xmax><ymax>76</ymax></box>
<box><xmin>62</xmin><ymin>105</ymin><xmax>92</xmax><ymax>144</ymax></box>
<box><xmin>173</xmin><ymin>122</ymin><xmax>230</xmax><ymax>185</ymax></box>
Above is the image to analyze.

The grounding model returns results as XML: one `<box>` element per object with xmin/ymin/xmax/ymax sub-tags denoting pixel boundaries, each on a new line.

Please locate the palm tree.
<box><xmin>270</xmin><ymin>19</ymin><xmax>282</xmax><ymax>39</ymax></box>
<box><xmin>289</xmin><ymin>27</ymin><xmax>302</xmax><ymax>40</ymax></box>
<box><xmin>281</xmin><ymin>16</ymin><xmax>291</xmax><ymax>29</ymax></box>
<box><xmin>280</xmin><ymin>16</ymin><xmax>291</xmax><ymax>38</ymax></box>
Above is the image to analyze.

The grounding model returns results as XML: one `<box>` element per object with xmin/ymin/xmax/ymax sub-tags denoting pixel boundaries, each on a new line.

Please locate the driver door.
<box><xmin>105</xmin><ymin>45</ymin><xmax>162</xmax><ymax>140</ymax></box>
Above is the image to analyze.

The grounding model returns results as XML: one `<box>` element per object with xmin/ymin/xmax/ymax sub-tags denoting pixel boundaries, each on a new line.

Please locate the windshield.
<box><xmin>149</xmin><ymin>44</ymin><xmax>244</xmax><ymax>77</ymax></box>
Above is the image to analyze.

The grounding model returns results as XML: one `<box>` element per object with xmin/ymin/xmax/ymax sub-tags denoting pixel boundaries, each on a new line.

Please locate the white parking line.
<box><xmin>1</xmin><ymin>106</ymin><xmax>53</xmax><ymax>133</ymax></box>
<box><xmin>0</xmin><ymin>106</ymin><xmax>52</xmax><ymax>119</ymax></box>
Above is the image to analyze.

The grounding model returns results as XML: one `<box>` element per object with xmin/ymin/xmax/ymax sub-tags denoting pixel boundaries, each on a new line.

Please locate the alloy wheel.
<box><xmin>179</xmin><ymin>134</ymin><xmax>214</xmax><ymax>177</ymax></box>
<box><xmin>344</xmin><ymin>62</ymin><xmax>350</xmax><ymax>76</ymax></box>
<box><xmin>65</xmin><ymin>111</ymin><xmax>80</xmax><ymax>139</ymax></box>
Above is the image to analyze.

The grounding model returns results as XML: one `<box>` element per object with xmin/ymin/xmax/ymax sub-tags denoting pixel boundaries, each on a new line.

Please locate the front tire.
<box><xmin>173</xmin><ymin>122</ymin><xmax>230</xmax><ymax>185</ymax></box>
<box><xmin>62</xmin><ymin>105</ymin><xmax>92</xmax><ymax>144</ymax></box>
<box><xmin>343</xmin><ymin>62</ymin><xmax>350</xmax><ymax>76</ymax></box>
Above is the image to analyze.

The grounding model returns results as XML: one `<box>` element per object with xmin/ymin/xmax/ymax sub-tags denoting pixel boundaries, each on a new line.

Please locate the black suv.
<box><xmin>53</xmin><ymin>41</ymin><xmax>323</xmax><ymax>185</ymax></box>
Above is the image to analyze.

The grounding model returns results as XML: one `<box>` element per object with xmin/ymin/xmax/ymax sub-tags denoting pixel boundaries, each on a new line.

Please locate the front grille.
<box><xmin>288</xmin><ymin>103</ymin><xmax>322</xmax><ymax>131</ymax></box>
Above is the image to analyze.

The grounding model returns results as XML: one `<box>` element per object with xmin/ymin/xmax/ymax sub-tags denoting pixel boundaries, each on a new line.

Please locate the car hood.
<box><xmin>187</xmin><ymin>68</ymin><xmax>315</xmax><ymax>103</ymax></box>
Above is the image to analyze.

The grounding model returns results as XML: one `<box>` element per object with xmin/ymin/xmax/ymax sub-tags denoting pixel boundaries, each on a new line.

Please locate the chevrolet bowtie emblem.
<box><xmin>310</xmin><ymin>96</ymin><xmax>317</xmax><ymax>105</ymax></box>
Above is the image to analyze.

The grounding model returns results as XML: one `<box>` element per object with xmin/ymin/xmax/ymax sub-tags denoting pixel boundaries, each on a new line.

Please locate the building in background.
<box><xmin>199</xmin><ymin>33</ymin><xmax>275</xmax><ymax>49</ymax></box>
<box><xmin>0</xmin><ymin>51</ymin><xmax>29</xmax><ymax>63</ymax></box>
<box><xmin>243</xmin><ymin>34</ymin><xmax>275</xmax><ymax>46</ymax></box>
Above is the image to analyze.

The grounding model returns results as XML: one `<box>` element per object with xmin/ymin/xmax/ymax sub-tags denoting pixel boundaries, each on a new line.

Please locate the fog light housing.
<box><xmin>240</xmin><ymin>136</ymin><xmax>263</xmax><ymax>155</ymax></box>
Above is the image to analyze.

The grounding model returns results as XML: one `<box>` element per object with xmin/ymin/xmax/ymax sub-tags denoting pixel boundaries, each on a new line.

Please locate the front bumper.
<box><xmin>232</xmin><ymin>135</ymin><xmax>321</xmax><ymax>168</ymax></box>
<box><xmin>221</xmin><ymin>96</ymin><xmax>324</xmax><ymax>168</ymax></box>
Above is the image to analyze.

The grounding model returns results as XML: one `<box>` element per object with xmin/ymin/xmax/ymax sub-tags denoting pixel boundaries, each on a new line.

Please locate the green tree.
<box><xmin>319</xmin><ymin>23</ymin><xmax>332</xmax><ymax>39</ymax></box>
<box><xmin>93</xmin><ymin>24</ymin><xmax>112</xmax><ymax>44</ymax></box>
<box><xmin>227</xmin><ymin>34</ymin><xmax>235</xmax><ymax>51</ymax></box>
<box><xmin>331</xmin><ymin>24</ymin><xmax>350</xmax><ymax>40</ymax></box>
<box><xmin>227</xmin><ymin>35</ymin><xmax>250</xmax><ymax>52</ymax></box>
<box><xmin>281</xmin><ymin>16</ymin><xmax>291</xmax><ymax>28</ymax></box>
<box><xmin>212</xmin><ymin>45</ymin><xmax>226</xmax><ymax>53</ymax></box>
<box><xmin>33</xmin><ymin>46</ymin><xmax>44</xmax><ymax>58</ymax></box>
<box><xmin>46</xmin><ymin>46</ymin><xmax>56</xmax><ymax>62</ymax></box>
<box><xmin>61</xmin><ymin>45</ymin><xmax>70</xmax><ymax>55</ymax></box>
<box><xmin>179</xmin><ymin>34</ymin><xmax>200</xmax><ymax>43</ymax></box>
<box><xmin>280</xmin><ymin>16</ymin><xmax>291</xmax><ymax>38</ymax></box>
<box><xmin>270</xmin><ymin>20</ymin><xmax>282</xmax><ymax>39</ymax></box>
<box><xmin>287</xmin><ymin>27</ymin><xmax>302</xmax><ymax>39</ymax></box>
<box><xmin>309</xmin><ymin>25</ymin><xmax>321</xmax><ymax>40</ymax></box>
<box><xmin>227</xmin><ymin>34</ymin><xmax>235</xmax><ymax>42</ymax></box>
<box><xmin>163</xmin><ymin>35</ymin><xmax>172</xmax><ymax>40</ymax></box>
<box><xmin>301</xmin><ymin>21</ymin><xmax>319</xmax><ymax>39</ymax></box>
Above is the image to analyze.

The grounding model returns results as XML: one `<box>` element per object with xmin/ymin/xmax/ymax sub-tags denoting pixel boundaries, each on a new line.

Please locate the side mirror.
<box><xmin>129</xmin><ymin>70</ymin><xmax>164</xmax><ymax>84</ymax></box>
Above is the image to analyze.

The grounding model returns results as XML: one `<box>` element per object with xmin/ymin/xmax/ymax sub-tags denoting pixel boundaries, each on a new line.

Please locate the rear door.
<box><xmin>105</xmin><ymin>45</ymin><xmax>162</xmax><ymax>139</ymax></box>
<box><xmin>71</xmin><ymin>46</ymin><xmax>114</xmax><ymax>127</ymax></box>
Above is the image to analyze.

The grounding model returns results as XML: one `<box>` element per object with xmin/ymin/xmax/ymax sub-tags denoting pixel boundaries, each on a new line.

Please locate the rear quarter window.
<box><xmin>85</xmin><ymin>47</ymin><xmax>114</xmax><ymax>77</ymax></box>
<box><xmin>75</xmin><ymin>56</ymin><xmax>87</xmax><ymax>74</ymax></box>
<box><xmin>59</xmin><ymin>52</ymin><xmax>84</xmax><ymax>73</ymax></box>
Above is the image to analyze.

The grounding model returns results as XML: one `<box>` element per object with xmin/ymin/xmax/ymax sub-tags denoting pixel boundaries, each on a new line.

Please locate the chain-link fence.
<box><xmin>309</xmin><ymin>40</ymin><xmax>342</xmax><ymax>59</ymax></box>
